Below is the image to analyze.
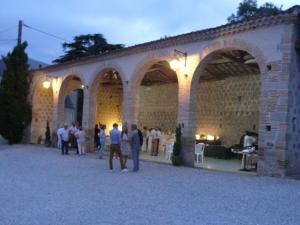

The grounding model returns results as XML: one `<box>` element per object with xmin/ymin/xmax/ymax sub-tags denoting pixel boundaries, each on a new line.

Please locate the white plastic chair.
<box><xmin>195</xmin><ymin>143</ymin><xmax>205</xmax><ymax>164</ymax></box>
<box><xmin>165</xmin><ymin>143</ymin><xmax>174</xmax><ymax>160</ymax></box>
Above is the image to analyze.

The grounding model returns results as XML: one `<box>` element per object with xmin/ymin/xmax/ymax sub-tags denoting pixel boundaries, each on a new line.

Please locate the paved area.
<box><xmin>0</xmin><ymin>145</ymin><xmax>300</xmax><ymax>225</ymax></box>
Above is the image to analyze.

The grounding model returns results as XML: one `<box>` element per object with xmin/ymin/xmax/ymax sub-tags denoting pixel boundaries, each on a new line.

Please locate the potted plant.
<box><xmin>172</xmin><ymin>124</ymin><xmax>182</xmax><ymax>166</ymax></box>
<box><xmin>44</xmin><ymin>121</ymin><xmax>51</xmax><ymax>147</ymax></box>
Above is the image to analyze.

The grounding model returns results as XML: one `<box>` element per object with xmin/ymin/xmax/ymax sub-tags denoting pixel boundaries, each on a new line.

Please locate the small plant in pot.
<box><xmin>44</xmin><ymin>121</ymin><xmax>51</xmax><ymax>147</ymax></box>
<box><xmin>172</xmin><ymin>124</ymin><xmax>182</xmax><ymax>166</ymax></box>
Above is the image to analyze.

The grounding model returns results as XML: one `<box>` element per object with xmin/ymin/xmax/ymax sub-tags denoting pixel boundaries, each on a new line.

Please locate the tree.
<box><xmin>227</xmin><ymin>0</ymin><xmax>282</xmax><ymax>23</ymax></box>
<box><xmin>0</xmin><ymin>42</ymin><xmax>32</xmax><ymax>144</ymax></box>
<box><xmin>172</xmin><ymin>124</ymin><xmax>182</xmax><ymax>166</ymax></box>
<box><xmin>53</xmin><ymin>34</ymin><xmax>124</xmax><ymax>63</ymax></box>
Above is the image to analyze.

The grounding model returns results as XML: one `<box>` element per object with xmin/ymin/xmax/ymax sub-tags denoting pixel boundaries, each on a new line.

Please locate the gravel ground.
<box><xmin>0</xmin><ymin>145</ymin><xmax>300</xmax><ymax>225</ymax></box>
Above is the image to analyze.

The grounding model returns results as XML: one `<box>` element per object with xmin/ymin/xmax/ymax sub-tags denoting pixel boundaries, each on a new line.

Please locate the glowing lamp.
<box><xmin>169</xmin><ymin>59</ymin><xmax>180</xmax><ymax>70</ymax></box>
<box><xmin>81</xmin><ymin>84</ymin><xmax>85</xmax><ymax>89</ymax></box>
<box><xmin>43</xmin><ymin>80</ymin><xmax>51</xmax><ymax>89</ymax></box>
<box><xmin>195</xmin><ymin>134</ymin><xmax>200</xmax><ymax>140</ymax></box>
<box><xmin>207</xmin><ymin>135</ymin><xmax>214</xmax><ymax>141</ymax></box>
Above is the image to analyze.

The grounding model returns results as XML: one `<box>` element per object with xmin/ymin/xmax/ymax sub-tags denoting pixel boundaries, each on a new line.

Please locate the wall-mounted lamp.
<box><xmin>42</xmin><ymin>77</ymin><xmax>51</xmax><ymax>89</ymax></box>
<box><xmin>169</xmin><ymin>49</ymin><xmax>188</xmax><ymax>78</ymax></box>
<box><xmin>81</xmin><ymin>84</ymin><xmax>89</xmax><ymax>90</ymax></box>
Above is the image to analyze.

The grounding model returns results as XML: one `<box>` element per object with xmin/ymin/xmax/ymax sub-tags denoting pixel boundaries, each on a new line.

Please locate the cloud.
<box><xmin>0</xmin><ymin>0</ymin><xmax>298</xmax><ymax>63</ymax></box>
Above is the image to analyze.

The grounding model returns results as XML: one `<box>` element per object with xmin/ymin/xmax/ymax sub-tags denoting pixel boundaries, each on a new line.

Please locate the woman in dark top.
<box><xmin>94</xmin><ymin>124</ymin><xmax>100</xmax><ymax>148</ymax></box>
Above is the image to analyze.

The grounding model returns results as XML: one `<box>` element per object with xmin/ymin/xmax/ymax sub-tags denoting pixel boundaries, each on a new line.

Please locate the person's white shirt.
<box><xmin>60</xmin><ymin>128</ymin><xmax>70</xmax><ymax>142</ymax></box>
<box><xmin>57</xmin><ymin>127</ymin><xmax>64</xmax><ymax>137</ymax></box>
<box><xmin>243</xmin><ymin>135</ymin><xmax>256</xmax><ymax>148</ymax></box>
<box><xmin>75</xmin><ymin>130</ymin><xmax>86</xmax><ymax>144</ymax></box>
<box><xmin>70</xmin><ymin>126</ymin><xmax>78</xmax><ymax>135</ymax></box>
<box><xmin>150</xmin><ymin>129</ymin><xmax>157</xmax><ymax>140</ymax></box>
<box><xmin>156</xmin><ymin>130</ymin><xmax>162</xmax><ymax>139</ymax></box>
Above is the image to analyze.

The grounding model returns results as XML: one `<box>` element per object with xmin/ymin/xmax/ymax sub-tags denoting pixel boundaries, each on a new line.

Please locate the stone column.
<box><xmin>176</xmin><ymin>58</ymin><xmax>198</xmax><ymax>167</ymax></box>
<box><xmin>123</xmin><ymin>80</ymin><xmax>139</xmax><ymax>127</ymax></box>
<box><xmin>82</xmin><ymin>87</ymin><xmax>95</xmax><ymax>152</ymax></box>
<box><xmin>51</xmin><ymin>85</ymin><xmax>60</xmax><ymax>147</ymax></box>
<box><xmin>258</xmin><ymin>24</ymin><xmax>300</xmax><ymax>178</ymax></box>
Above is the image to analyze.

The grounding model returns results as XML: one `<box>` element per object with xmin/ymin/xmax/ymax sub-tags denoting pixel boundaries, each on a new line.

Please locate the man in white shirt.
<box><xmin>60</xmin><ymin>124</ymin><xmax>70</xmax><ymax>155</ymax></box>
<box><xmin>56</xmin><ymin>126</ymin><xmax>64</xmax><ymax>149</ymax></box>
<box><xmin>243</xmin><ymin>135</ymin><xmax>256</xmax><ymax>149</ymax></box>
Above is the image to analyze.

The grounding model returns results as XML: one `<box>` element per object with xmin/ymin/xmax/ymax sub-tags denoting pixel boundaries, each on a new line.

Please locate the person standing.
<box><xmin>156</xmin><ymin>128</ymin><xmax>162</xmax><ymax>156</ymax></box>
<box><xmin>121</xmin><ymin>127</ymin><xmax>130</xmax><ymax>169</ymax></box>
<box><xmin>130</xmin><ymin>124</ymin><xmax>141</xmax><ymax>172</ymax></box>
<box><xmin>109</xmin><ymin>123</ymin><xmax>126</xmax><ymax>172</ymax></box>
<box><xmin>57</xmin><ymin>126</ymin><xmax>64</xmax><ymax>149</ymax></box>
<box><xmin>150</xmin><ymin>128</ymin><xmax>157</xmax><ymax>156</ymax></box>
<box><xmin>142</xmin><ymin>126</ymin><xmax>149</xmax><ymax>152</ymax></box>
<box><xmin>94</xmin><ymin>124</ymin><xmax>100</xmax><ymax>148</ymax></box>
<box><xmin>75</xmin><ymin>127</ymin><xmax>86</xmax><ymax>155</ymax></box>
<box><xmin>70</xmin><ymin>123</ymin><xmax>79</xmax><ymax>154</ymax></box>
<box><xmin>60</xmin><ymin>124</ymin><xmax>70</xmax><ymax>155</ymax></box>
<box><xmin>98</xmin><ymin>125</ymin><xmax>106</xmax><ymax>159</ymax></box>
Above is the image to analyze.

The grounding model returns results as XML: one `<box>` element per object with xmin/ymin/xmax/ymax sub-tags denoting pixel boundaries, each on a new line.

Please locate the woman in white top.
<box><xmin>121</xmin><ymin>127</ymin><xmax>130</xmax><ymax>168</ymax></box>
<box><xmin>75</xmin><ymin>127</ymin><xmax>86</xmax><ymax>155</ymax></box>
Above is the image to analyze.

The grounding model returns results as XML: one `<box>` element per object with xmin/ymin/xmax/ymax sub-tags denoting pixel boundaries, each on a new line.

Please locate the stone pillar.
<box><xmin>82</xmin><ymin>87</ymin><xmax>95</xmax><ymax>152</ymax></box>
<box><xmin>176</xmin><ymin>58</ymin><xmax>198</xmax><ymax>167</ymax></box>
<box><xmin>123</xmin><ymin>81</ymin><xmax>139</xmax><ymax>127</ymax></box>
<box><xmin>257</xmin><ymin>24</ymin><xmax>298</xmax><ymax>178</ymax></box>
<box><xmin>176</xmin><ymin>74</ymin><xmax>194</xmax><ymax>167</ymax></box>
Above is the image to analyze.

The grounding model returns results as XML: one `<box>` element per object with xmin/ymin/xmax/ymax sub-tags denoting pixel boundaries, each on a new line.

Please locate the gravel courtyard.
<box><xmin>0</xmin><ymin>145</ymin><xmax>300</xmax><ymax>225</ymax></box>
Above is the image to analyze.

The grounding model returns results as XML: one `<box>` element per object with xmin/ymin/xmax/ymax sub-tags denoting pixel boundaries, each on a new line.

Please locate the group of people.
<box><xmin>142</xmin><ymin>127</ymin><xmax>162</xmax><ymax>156</ymax></box>
<box><xmin>57</xmin><ymin>123</ymin><xmax>86</xmax><ymax>155</ymax></box>
<box><xmin>96</xmin><ymin>123</ymin><xmax>142</xmax><ymax>172</ymax></box>
<box><xmin>57</xmin><ymin>122</ymin><xmax>143</xmax><ymax>172</ymax></box>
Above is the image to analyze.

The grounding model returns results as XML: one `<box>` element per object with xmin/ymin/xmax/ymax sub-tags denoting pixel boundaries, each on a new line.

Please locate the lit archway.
<box><xmin>190</xmin><ymin>47</ymin><xmax>263</xmax><ymax>173</ymax></box>
<box><xmin>57</xmin><ymin>75</ymin><xmax>84</xmax><ymax>127</ymax></box>
<box><xmin>88</xmin><ymin>68</ymin><xmax>124</xmax><ymax>149</ymax></box>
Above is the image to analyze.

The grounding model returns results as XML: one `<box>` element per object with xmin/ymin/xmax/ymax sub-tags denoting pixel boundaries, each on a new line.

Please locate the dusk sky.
<box><xmin>0</xmin><ymin>0</ymin><xmax>298</xmax><ymax>64</ymax></box>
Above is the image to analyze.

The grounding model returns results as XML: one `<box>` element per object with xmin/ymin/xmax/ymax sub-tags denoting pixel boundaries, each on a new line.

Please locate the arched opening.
<box><xmin>95</xmin><ymin>69</ymin><xmax>123</xmax><ymax>134</ymax></box>
<box><xmin>31</xmin><ymin>79</ymin><xmax>54</xmax><ymax>144</ymax></box>
<box><xmin>137</xmin><ymin>60</ymin><xmax>178</xmax><ymax>162</ymax></box>
<box><xmin>58</xmin><ymin>75</ymin><xmax>84</xmax><ymax>127</ymax></box>
<box><xmin>193</xmin><ymin>49</ymin><xmax>261</xmax><ymax>174</ymax></box>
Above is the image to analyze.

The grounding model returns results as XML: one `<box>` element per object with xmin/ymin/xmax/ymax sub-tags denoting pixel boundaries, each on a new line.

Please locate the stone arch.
<box><xmin>188</xmin><ymin>39</ymin><xmax>267</xmax><ymax>133</ymax></box>
<box><xmin>129</xmin><ymin>51</ymin><xmax>179</xmax><ymax>124</ymax></box>
<box><xmin>88</xmin><ymin>64</ymin><xmax>126</xmax><ymax>131</ymax></box>
<box><xmin>30</xmin><ymin>75</ymin><xmax>54</xmax><ymax>143</ymax></box>
<box><xmin>57</xmin><ymin>73</ymin><xmax>84</xmax><ymax>127</ymax></box>
<box><xmin>184</xmin><ymin>38</ymin><xmax>267</xmax><ymax>167</ymax></box>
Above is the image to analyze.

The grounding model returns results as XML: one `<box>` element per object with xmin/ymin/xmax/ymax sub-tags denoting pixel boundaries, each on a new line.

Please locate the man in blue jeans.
<box><xmin>130</xmin><ymin>124</ymin><xmax>141</xmax><ymax>172</ymax></box>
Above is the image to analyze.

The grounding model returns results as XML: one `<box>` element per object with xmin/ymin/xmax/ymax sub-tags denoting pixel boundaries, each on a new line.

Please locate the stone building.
<box><xmin>30</xmin><ymin>6</ymin><xmax>300</xmax><ymax>178</ymax></box>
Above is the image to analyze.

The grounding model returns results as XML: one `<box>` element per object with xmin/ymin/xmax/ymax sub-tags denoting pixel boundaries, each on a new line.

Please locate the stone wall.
<box><xmin>96</xmin><ymin>85</ymin><xmax>123</xmax><ymax>134</ymax></box>
<box><xmin>196</xmin><ymin>75</ymin><xmax>260</xmax><ymax>147</ymax></box>
<box><xmin>31</xmin><ymin>86</ymin><xmax>53</xmax><ymax>143</ymax></box>
<box><xmin>138</xmin><ymin>83</ymin><xmax>178</xmax><ymax>132</ymax></box>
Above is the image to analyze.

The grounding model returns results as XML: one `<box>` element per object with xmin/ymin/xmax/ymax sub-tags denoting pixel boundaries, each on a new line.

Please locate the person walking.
<box><xmin>60</xmin><ymin>124</ymin><xmax>70</xmax><ymax>155</ymax></box>
<box><xmin>75</xmin><ymin>127</ymin><xmax>86</xmax><ymax>155</ymax></box>
<box><xmin>130</xmin><ymin>124</ymin><xmax>141</xmax><ymax>172</ymax></box>
<box><xmin>121</xmin><ymin>127</ymin><xmax>130</xmax><ymax>169</ymax></box>
<box><xmin>98</xmin><ymin>125</ymin><xmax>106</xmax><ymax>159</ymax></box>
<box><xmin>109</xmin><ymin>123</ymin><xmax>127</xmax><ymax>172</ymax></box>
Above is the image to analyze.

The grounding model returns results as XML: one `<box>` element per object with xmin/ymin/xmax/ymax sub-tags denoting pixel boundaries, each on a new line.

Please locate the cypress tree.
<box><xmin>0</xmin><ymin>42</ymin><xmax>32</xmax><ymax>144</ymax></box>
<box><xmin>45</xmin><ymin>120</ymin><xmax>51</xmax><ymax>146</ymax></box>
